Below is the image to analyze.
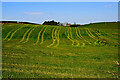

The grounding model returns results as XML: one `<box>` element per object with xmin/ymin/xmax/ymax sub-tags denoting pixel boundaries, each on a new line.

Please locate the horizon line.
<box><xmin>1</xmin><ymin>20</ymin><xmax>118</xmax><ymax>25</ymax></box>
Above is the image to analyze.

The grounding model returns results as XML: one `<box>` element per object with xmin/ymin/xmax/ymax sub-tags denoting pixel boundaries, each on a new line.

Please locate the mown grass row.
<box><xmin>2</xmin><ymin>23</ymin><xmax>119</xmax><ymax>78</ymax></box>
<box><xmin>2</xmin><ymin>49</ymin><xmax>119</xmax><ymax>78</ymax></box>
<box><xmin>2</xmin><ymin>24</ymin><xmax>119</xmax><ymax>47</ymax></box>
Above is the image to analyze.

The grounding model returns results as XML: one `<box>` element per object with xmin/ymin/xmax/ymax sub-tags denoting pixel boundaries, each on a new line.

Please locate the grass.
<box><xmin>2</xmin><ymin>22</ymin><xmax>119</xmax><ymax>78</ymax></box>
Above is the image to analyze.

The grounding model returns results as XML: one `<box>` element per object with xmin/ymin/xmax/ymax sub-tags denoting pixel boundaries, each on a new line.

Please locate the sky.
<box><xmin>2</xmin><ymin>2</ymin><xmax>118</xmax><ymax>24</ymax></box>
<box><xmin>1</xmin><ymin>0</ymin><xmax>119</xmax><ymax>2</ymax></box>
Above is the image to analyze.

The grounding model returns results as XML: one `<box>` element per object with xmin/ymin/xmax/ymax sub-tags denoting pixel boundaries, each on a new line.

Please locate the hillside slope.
<box><xmin>2</xmin><ymin>22</ymin><xmax>119</xmax><ymax>78</ymax></box>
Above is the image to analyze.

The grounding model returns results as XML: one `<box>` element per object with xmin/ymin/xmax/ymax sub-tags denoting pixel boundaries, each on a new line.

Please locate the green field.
<box><xmin>2</xmin><ymin>22</ymin><xmax>119</xmax><ymax>78</ymax></box>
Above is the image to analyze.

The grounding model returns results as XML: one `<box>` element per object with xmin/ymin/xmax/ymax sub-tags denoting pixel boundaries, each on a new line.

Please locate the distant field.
<box><xmin>2</xmin><ymin>22</ymin><xmax>119</xmax><ymax>78</ymax></box>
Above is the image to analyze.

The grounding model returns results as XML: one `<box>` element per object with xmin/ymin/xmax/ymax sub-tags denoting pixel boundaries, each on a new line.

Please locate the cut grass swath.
<box><xmin>40</xmin><ymin>26</ymin><xmax>48</xmax><ymax>44</ymax></box>
<box><xmin>93</xmin><ymin>30</ymin><xmax>112</xmax><ymax>44</ymax></box>
<box><xmin>3</xmin><ymin>24</ymin><xmax>24</xmax><ymax>41</ymax></box>
<box><xmin>69</xmin><ymin>27</ymin><xmax>79</xmax><ymax>46</ymax></box>
<box><xmin>3</xmin><ymin>31</ymin><xmax>12</xmax><ymax>40</ymax></box>
<box><xmin>35</xmin><ymin>26</ymin><xmax>45</xmax><ymax>44</ymax></box>
<box><xmin>2</xmin><ymin>68</ymin><xmax>74</xmax><ymax>78</ymax></box>
<box><xmin>94</xmin><ymin>30</ymin><xmax>110</xmax><ymax>40</ymax></box>
<box><xmin>65</xmin><ymin>27</ymin><xmax>79</xmax><ymax>46</ymax></box>
<box><xmin>96</xmin><ymin>30</ymin><xmax>118</xmax><ymax>41</ymax></box>
<box><xmin>65</xmin><ymin>27</ymin><xmax>75</xmax><ymax>46</ymax></box>
<box><xmin>20</xmin><ymin>27</ymin><xmax>33</xmax><ymax>42</ymax></box>
<box><xmin>47</xmin><ymin>27</ymin><xmax>56</xmax><ymax>47</ymax></box>
<box><xmin>77</xmin><ymin>27</ymin><xmax>91</xmax><ymax>45</ymax></box>
<box><xmin>85</xmin><ymin>28</ymin><xmax>100</xmax><ymax>45</ymax></box>
<box><xmin>87</xmin><ymin>29</ymin><xmax>104</xmax><ymax>45</ymax></box>
<box><xmin>86</xmin><ymin>28</ymin><xmax>96</xmax><ymax>39</ymax></box>
<box><xmin>85</xmin><ymin>29</ymin><xmax>95</xmax><ymax>39</ymax></box>
<box><xmin>89</xmin><ymin>29</ymin><xmax>118</xmax><ymax>46</ymax></box>
<box><xmin>25</xmin><ymin>27</ymin><xmax>37</xmax><ymax>42</ymax></box>
<box><xmin>75</xmin><ymin>27</ymin><xmax>85</xmax><ymax>47</ymax></box>
<box><xmin>86</xmin><ymin>28</ymin><xmax>111</xmax><ymax>46</ymax></box>
<box><xmin>7</xmin><ymin>26</ymin><xmax>25</xmax><ymax>41</ymax></box>
<box><xmin>47</xmin><ymin>26</ymin><xmax>58</xmax><ymax>47</ymax></box>
<box><xmin>54</xmin><ymin>26</ymin><xmax>61</xmax><ymax>47</ymax></box>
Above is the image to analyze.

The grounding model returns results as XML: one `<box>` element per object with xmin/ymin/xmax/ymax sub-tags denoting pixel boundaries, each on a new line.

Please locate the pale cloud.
<box><xmin>104</xmin><ymin>4</ymin><xmax>116</xmax><ymax>7</ymax></box>
<box><xmin>24</xmin><ymin>12</ymin><xmax>43</xmax><ymax>15</ymax></box>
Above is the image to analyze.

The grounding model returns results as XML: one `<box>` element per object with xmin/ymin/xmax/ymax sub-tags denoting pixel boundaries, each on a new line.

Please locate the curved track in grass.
<box><xmin>2</xmin><ymin>23</ymin><xmax>119</xmax><ymax>78</ymax></box>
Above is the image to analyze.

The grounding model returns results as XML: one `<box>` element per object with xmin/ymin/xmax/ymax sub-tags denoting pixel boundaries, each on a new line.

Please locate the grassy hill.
<box><xmin>2</xmin><ymin>22</ymin><xmax>119</xmax><ymax>78</ymax></box>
